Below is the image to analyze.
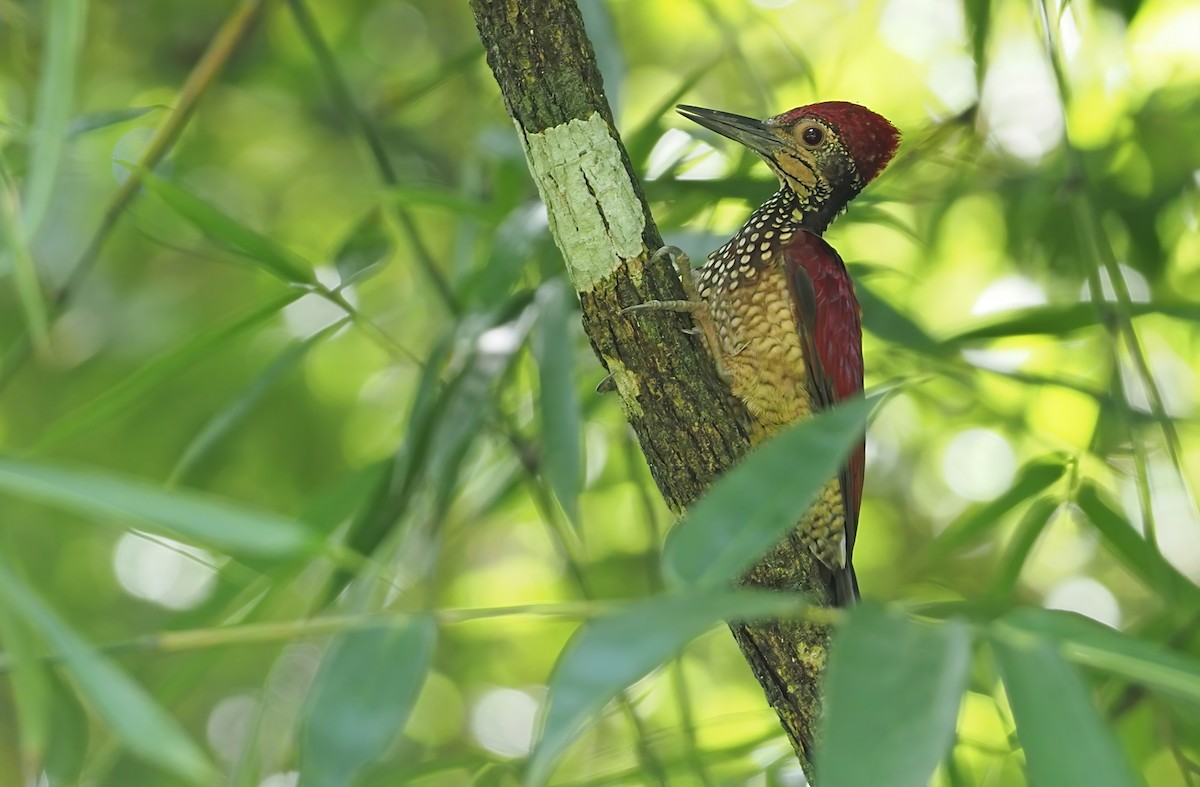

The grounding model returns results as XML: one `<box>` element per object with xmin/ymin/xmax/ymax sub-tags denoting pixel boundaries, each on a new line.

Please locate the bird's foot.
<box><xmin>623</xmin><ymin>245</ymin><xmax>731</xmax><ymax>386</ymax></box>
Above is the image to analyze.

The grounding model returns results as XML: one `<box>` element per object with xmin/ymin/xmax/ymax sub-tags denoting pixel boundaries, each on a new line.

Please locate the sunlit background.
<box><xmin>1</xmin><ymin>0</ymin><xmax>1200</xmax><ymax>783</ymax></box>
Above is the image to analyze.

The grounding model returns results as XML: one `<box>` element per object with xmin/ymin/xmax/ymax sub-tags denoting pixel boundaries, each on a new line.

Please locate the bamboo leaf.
<box><xmin>333</xmin><ymin>208</ymin><xmax>392</xmax><ymax>287</ymax></box>
<box><xmin>300</xmin><ymin>618</ymin><xmax>437</xmax><ymax>787</ymax></box>
<box><xmin>943</xmin><ymin>301</ymin><xmax>1200</xmax><ymax>344</ymax></box>
<box><xmin>528</xmin><ymin>589</ymin><xmax>806</xmax><ymax>786</ymax></box>
<box><xmin>0</xmin><ymin>163</ymin><xmax>50</xmax><ymax>350</ymax></box>
<box><xmin>991</xmin><ymin>632</ymin><xmax>1138</xmax><ymax>787</ymax></box>
<box><xmin>820</xmin><ymin>605</ymin><xmax>971</xmax><ymax>787</ymax></box>
<box><xmin>854</xmin><ymin>279</ymin><xmax>945</xmax><ymax>356</ymax></box>
<box><xmin>533</xmin><ymin>279</ymin><xmax>583</xmax><ymax>526</ymax></box>
<box><xmin>0</xmin><ymin>457</ymin><xmax>320</xmax><ymax>558</ymax></box>
<box><xmin>22</xmin><ymin>0</ymin><xmax>87</xmax><ymax>238</ymax></box>
<box><xmin>34</xmin><ymin>291</ymin><xmax>302</xmax><ymax>450</ymax></box>
<box><xmin>68</xmin><ymin>105</ymin><xmax>165</xmax><ymax>136</ymax></box>
<box><xmin>141</xmin><ymin>171</ymin><xmax>317</xmax><ymax>284</ymax></box>
<box><xmin>1076</xmin><ymin>483</ymin><xmax>1200</xmax><ymax>601</ymax></box>
<box><xmin>662</xmin><ymin>396</ymin><xmax>872</xmax><ymax>588</ymax></box>
<box><xmin>169</xmin><ymin>318</ymin><xmax>347</xmax><ymax>484</ymax></box>
<box><xmin>1001</xmin><ymin>608</ymin><xmax>1200</xmax><ymax>709</ymax></box>
<box><xmin>0</xmin><ymin>600</ymin><xmax>52</xmax><ymax>765</ymax></box>
<box><xmin>929</xmin><ymin>458</ymin><xmax>1067</xmax><ymax>558</ymax></box>
<box><xmin>0</xmin><ymin>555</ymin><xmax>216</xmax><ymax>785</ymax></box>
<box><xmin>990</xmin><ymin>498</ymin><xmax>1060</xmax><ymax>596</ymax></box>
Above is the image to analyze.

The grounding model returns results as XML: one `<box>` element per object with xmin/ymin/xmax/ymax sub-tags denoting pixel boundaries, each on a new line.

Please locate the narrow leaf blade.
<box><xmin>534</xmin><ymin>280</ymin><xmax>583</xmax><ymax>525</ymax></box>
<box><xmin>22</xmin><ymin>0</ymin><xmax>87</xmax><ymax>237</ymax></box>
<box><xmin>141</xmin><ymin>171</ymin><xmax>316</xmax><ymax>284</ymax></box>
<box><xmin>0</xmin><ymin>457</ymin><xmax>319</xmax><ymax>558</ymax></box>
<box><xmin>820</xmin><ymin>605</ymin><xmax>971</xmax><ymax>787</ymax></box>
<box><xmin>929</xmin><ymin>458</ymin><xmax>1066</xmax><ymax>558</ymax></box>
<box><xmin>1003</xmin><ymin>608</ymin><xmax>1200</xmax><ymax>709</ymax></box>
<box><xmin>1076</xmin><ymin>482</ymin><xmax>1200</xmax><ymax>601</ymax></box>
<box><xmin>528</xmin><ymin>590</ymin><xmax>805</xmax><ymax>786</ymax></box>
<box><xmin>662</xmin><ymin>396</ymin><xmax>872</xmax><ymax>587</ymax></box>
<box><xmin>992</xmin><ymin>633</ymin><xmax>1138</xmax><ymax>787</ymax></box>
<box><xmin>0</xmin><ymin>556</ymin><xmax>216</xmax><ymax>784</ymax></box>
<box><xmin>300</xmin><ymin>619</ymin><xmax>437</xmax><ymax>787</ymax></box>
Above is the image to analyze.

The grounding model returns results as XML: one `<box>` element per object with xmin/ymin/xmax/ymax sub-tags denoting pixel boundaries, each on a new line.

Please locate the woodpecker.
<box><xmin>629</xmin><ymin>102</ymin><xmax>899</xmax><ymax>605</ymax></box>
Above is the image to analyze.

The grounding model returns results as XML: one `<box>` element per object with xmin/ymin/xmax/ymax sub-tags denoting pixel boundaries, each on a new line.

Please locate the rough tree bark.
<box><xmin>470</xmin><ymin>0</ymin><xmax>838</xmax><ymax>775</ymax></box>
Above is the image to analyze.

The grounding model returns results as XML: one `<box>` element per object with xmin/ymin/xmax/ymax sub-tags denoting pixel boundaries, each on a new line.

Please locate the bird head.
<box><xmin>677</xmin><ymin>101</ymin><xmax>899</xmax><ymax>230</ymax></box>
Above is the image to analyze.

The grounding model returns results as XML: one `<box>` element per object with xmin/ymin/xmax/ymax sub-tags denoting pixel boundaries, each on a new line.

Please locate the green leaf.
<box><xmin>0</xmin><ymin>555</ymin><xmax>216</xmax><ymax>785</ymax></box>
<box><xmin>533</xmin><ymin>279</ymin><xmax>583</xmax><ymax>525</ymax></box>
<box><xmin>990</xmin><ymin>498</ymin><xmax>1060</xmax><ymax>596</ymax></box>
<box><xmin>820</xmin><ymin>605</ymin><xmax>971</xmax><ymax>787</ymax></box>
<box><xmin>963</xmin><ymin>0</ymin><xmax>992</xmax><ymax>87</ymax></box>
<box><xmin>300</xmin><ymin>618</ymin><xmax>437</xmax><ymax>787</ymax></box>
<box><xmin>22</xmin><ymin>0</ymin><xmax>87</xmax><ymax>238</ymax></box>
<box><xmin>0</xmin><ymin>161</ymin><xmax>50</xmax><ymax>351</ymax></box>
<box><xmin>34</xmin><ymin>291</ymin><xmax>302</xmax><ymax>450</ymax></box>
<box><xmin>169</xmin><ymin>318</ymin><xmax>347</xmax><ymax>484</ymax></box>
<box><xmin>44</xmin><ymin>669</ymin><xmax>89</xmax><ymax>787</ymax></box>
<box><xmin>333</xmin><ymin>208</ymin><xmax>392</xmax><ymax>287</ymax></box>
<box><xmin>68</xmin><ymin>105</ymin><xmax>164</xmax><ymax>136</ymax></box>
<box><xmin>929</xmin><ymin>458</ymin><xmax>1067</xmax><ymax>558</ymax></box>
<box><xmin>0</xmin><ymin>457</ymin><xmax>319</xmax><ymax>558</ymax></box>
<box><xmin>991</xmin><ymin>632</ymin><xmax>1139</xmax><ymax>787</ymax></box>
<box><xmin>855</xmin><ymin>279</ymin><xmax>945</xmax><ymax>356</ymax></box>
<box><xmin>1076</xmin><ymin>483</ymin><xmax>1200</xmax><ymax>601</ymax></box>
<box><xmin>141</xmin><ymin>171</ymin><xmax>317</xmax><ymax>284</ymax></box>
<box><xmin>0</xmin><ymin>598</ymin><xmax>51</xmax><ymax>763</ymax></box>
<box><xmin>942</xmin><ymin>301</ymin><xmax>1200</xmax><ymax>344</ymax></box>
<box><xmin>662</xmin><ymin>396</ymin><xmax>872</xmax><ymax>587</ymax></box>
<box><xmin>528</xmin><ymin>589</ymin><xmax>806</xmax><ymax>786</ymax></box>
<box><xmin>1001</xmin><ymin>608</ymin><xmax>1200</xmax><ymax>709</ymax></box>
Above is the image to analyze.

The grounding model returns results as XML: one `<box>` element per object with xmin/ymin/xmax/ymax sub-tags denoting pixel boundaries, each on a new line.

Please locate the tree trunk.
<box><xmin>470</xmin><ymin>0</ymin><xmax>836</xmax><ymax>775</ymax></box>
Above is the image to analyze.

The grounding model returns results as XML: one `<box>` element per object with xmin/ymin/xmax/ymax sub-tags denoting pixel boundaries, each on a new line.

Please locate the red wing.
<box><xmin>782</xmin><ymin>230</ymin><xmax>865</xmax><ymax>560</ymax></box>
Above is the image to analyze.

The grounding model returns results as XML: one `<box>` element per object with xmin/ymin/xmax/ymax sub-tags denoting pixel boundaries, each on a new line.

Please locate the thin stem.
<box><xmin>284</xmin><ymin>0</ymin><xmax>461</xmax><ymax>316</ymax></box>
<box><xmin>0</xmin><ymin>0</ymin><xmax>277</xmax><ymax>394</ymax></box>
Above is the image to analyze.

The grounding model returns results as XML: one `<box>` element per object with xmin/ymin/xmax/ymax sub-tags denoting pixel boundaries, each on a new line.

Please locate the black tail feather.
<box><xmin>831</xmin><ymin>562</ymin><xmax>859</xmax><ymax>607</ymax></box>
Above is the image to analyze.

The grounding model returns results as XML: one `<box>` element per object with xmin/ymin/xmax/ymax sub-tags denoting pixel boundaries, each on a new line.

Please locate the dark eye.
<box><xmin>801</xmin><ymin>125</ymin><xmax>824</xmax><ymax>146</ymax></box>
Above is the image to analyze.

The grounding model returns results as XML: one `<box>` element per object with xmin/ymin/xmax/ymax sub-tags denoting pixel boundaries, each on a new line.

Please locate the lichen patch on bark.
<box><xmin>522</xmin><ymin>112</ymin><xmax>646</xmax><ymax>293</ymax></box>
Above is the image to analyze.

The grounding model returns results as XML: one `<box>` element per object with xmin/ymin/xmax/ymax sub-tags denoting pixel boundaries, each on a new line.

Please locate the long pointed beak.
<box><xmin>676</xmin><ymin>104</ymin><xmax>778</xmax><ymax>156</ymax></box>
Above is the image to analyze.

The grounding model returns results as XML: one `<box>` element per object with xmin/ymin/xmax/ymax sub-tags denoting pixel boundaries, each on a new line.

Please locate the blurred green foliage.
<box><xmin>1</xmin><ymin>0</ymin><xmax>1199</xmax><ymax>784</ymax></box>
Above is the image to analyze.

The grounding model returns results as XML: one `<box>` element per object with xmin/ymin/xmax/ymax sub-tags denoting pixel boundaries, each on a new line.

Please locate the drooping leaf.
<box><xmin>0</xmin><ymin>457</ymin><xmax>319</xmax><ymax>558</ymax></box>
<box><xmin>0</xmin><ymin>599</ymin><xmax>51</xmax><ymax>764</ymax></box>
<box><xmin>332</xmin><ymin>208</ymin><xmax>392</xmax><ymax>287</ymax></box>
<box><xmin>43</xmin><ymin>669</ymin><xmax>89</xmax><ymax>787</ymax></box>
<box><xmin>854</xmin><ymin>279</ymin><xmax>945</xmax><ymax>357</ymax></box>
<box><xmin>662</xmin><ymin>396</ymin><xmax>873</xmax><ymax>587</ymax></box>
<box><xmin>533</xmin><ymin>279</ymin><xmax>583</xmax><ymax>526</ymax></box>
<box><xmin>169</xmin><ymin>318</ymin><xmax>347</xmax><ymax>484</ymax></box>
<box><xmin>1076</xmin><ymin>482</ymin><xmax>1200</xmax><ymax>602</ymax></box>
<box><xmin>0</xmin><ymin>162</ymin><xmax>50</xmax><ymax>350</ymax></box>
<box><xmin>141</xmin><ymin>171</ymin><xmax>317</xmax><ymax>284</ymax></box>
<box><xmin>34</xmin><ymin>291</ymin><xmax>302</xmax><ymax>450</ymax></box>
<box><xmin>991</xmin><ymin>632</ymin><xmax>1139</xmax><ymax>787</ymax></box>
<box><xmin>942</xmin><ymin>300</ymin><xmax>1200</xmax><ymax>344</ymax></box>
<box><xmin>1001</xmin><ymin>608</ymin><xmax>1200</xmax><ymax>710</ymax></box>
<box><xmin>990</xmin><ymin>498</ymin><xmax>1060</xmax><ymax>596</ymax></box>
<box><xmin>929</xmin><ymin>457</ymin><xmax>1067</xmax><ymax>558</ymax></box>
<box><xmin>300</xmin><ymin>618</ymin><xmax>437</xmax><ymax>787</ymax></box>
<box><xmin>334</xmin><ymin>298</ymin><xmax>532</xmax><ymax>596</ymax></box>
<box><xmin>0</xmin><ymin>555</ymin><xmax>216</xmax><ymax>785</ymax></box>
<box><xmin>528</xmin><ymin>589</ymin><xmax>806</xmax><ymax>786</ymax></box>
<box><xmin>68</xmin><ymin>105</ymin><xmax>164</xmax><ymax>136</ymax></box>
<box><xmin>22</xmin><ymin>0</ymin><xmax>87</xmax><ymax>238</ymax></box>
<box><xmin>820</xmin><ymin>605</ymin><xmax>971</xmax><ymax>787</ymax></box>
